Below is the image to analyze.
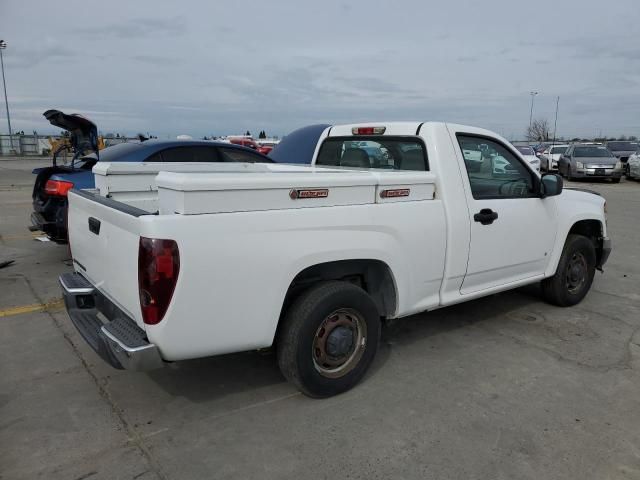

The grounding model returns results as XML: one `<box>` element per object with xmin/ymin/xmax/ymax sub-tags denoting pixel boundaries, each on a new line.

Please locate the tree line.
<box><xmin>526</xmin><ymin>118</ymin><xmax>638</xmax><ymax>143</ymax></box>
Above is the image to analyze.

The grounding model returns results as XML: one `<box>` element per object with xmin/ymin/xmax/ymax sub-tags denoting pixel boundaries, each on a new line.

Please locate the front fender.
<box><xmin>544</xmin><ymin>190</ymin><xmax>607</xmax><ymax>277</ymax></box>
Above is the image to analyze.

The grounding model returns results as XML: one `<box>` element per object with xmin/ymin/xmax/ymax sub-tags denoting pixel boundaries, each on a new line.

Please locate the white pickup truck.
<box><xmin>59</xmin><ymin>122</ymin><xmax>611</xmax><ymax>398</ymax></box>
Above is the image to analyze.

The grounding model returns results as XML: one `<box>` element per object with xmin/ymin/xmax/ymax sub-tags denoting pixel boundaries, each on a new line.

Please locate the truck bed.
<box><xmin>67</xmin><ymin>164</ymin><xmax>445</xmax><ymax>359</ymax></box>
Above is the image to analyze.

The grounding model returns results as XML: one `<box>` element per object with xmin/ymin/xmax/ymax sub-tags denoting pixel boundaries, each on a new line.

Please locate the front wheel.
<box><xmin>541</xmin><ymin>234</ymin><xmax>596</xmax><ymax>307</ymax></box>
<box><xmin>277</xmin><ymin>281</ymin><xmax>381</xmax><ymax>398</ymax></box>
<box><xmin>611</xmin><ymin>177</ymin><xmax>621</xmax><ymax>184</ymax></box>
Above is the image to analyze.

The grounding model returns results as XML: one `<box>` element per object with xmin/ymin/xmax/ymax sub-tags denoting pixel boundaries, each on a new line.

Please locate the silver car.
<box><xmin>627</xmin><ymin>148</ymin><xmax>640</xmax><ymax>180</ymax></box>
<box><xmin>558</xmin><ymin>145</ymin><xmax>624</xmax><ymax>182</ymax></box>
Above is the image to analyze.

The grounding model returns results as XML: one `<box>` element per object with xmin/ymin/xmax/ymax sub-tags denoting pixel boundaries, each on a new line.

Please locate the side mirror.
<box><xmin>540</xmin><ymin>173</ymin><xmax>563</xmax><ymax>198</ymax></box>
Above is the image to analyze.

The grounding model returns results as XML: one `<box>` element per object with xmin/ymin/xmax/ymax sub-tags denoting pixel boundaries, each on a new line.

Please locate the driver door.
<box><xmin>456</xmin><ymin>135</ymin><xmax>558</xmax><ymax>294</ymax></box>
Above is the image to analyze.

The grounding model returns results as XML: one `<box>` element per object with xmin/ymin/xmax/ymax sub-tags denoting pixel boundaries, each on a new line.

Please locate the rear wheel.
<box><xmin>277</xmin><ymin>281</ymin><xmax>381</xmax><ymax>398</ymax></box>
<box><xmin>541</xmin><ymin>234</ymin><xmax>596</xmax><ymax>307</ymax></box>
<box><xmin>611</xmin><ymin>177</ymin><xmax>621</xmax><ymax>184</ymax></box>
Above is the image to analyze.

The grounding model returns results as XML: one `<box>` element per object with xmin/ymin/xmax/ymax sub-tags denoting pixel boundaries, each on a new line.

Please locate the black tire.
<box><xmin>277</xmin><ymin>281</ymin><xmax>381</xmax><ymax>398</ymax></box>
<box><xmin>611</xmin><ymin>177</ymin><xmax>621</xmax><ymax>184</ymax></box>
<box><xmin>541</xmin><ymin>234</ymin><xmax>596</xmax><ymax>307</ymax></box>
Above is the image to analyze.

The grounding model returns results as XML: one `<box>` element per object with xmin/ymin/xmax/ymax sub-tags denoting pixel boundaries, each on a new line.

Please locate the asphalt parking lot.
<box><xmin>1</xmin><ymin>157</ymin><xmax>639</xmax><ymax>480</ymax></box>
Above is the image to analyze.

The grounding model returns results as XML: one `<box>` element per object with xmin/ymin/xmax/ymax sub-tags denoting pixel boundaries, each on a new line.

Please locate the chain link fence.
<box><xmin>0</xmin><ymin>134</ymin><xmax>138</xmax><ymax>156</ymax></box>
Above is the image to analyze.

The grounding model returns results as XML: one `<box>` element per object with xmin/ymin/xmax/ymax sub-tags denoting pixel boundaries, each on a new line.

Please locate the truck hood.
<box><xmin>564</xmin><ymin>186</ymin><xmax>601</xmax><ymax>196</ymax></box>
<box><xmin>562</xmin><ymin>185</ymin><xmax>604</xmax><ymax>205</ymax></box>
<box><xmin>43</xmin><ymin>109</ymin><xmax>99</xmax><ymax>155</ymax></box>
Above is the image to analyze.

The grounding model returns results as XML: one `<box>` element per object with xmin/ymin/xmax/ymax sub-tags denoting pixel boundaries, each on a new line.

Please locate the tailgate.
<box><xmin>67</xmin><ymin>189</ymin><xmax>146</xmax><ymax>326</ymax></box>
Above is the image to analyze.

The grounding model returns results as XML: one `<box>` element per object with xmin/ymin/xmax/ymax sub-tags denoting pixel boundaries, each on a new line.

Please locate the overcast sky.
<box><xmin>1</xmin><ymin>0</ymin><xmax>639</xmax><ymax>139</ymax></box>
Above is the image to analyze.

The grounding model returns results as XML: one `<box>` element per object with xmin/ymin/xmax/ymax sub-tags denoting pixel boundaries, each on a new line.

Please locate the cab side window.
<box><xmin>457</xmin><ymin>135</ymin><xmax>537</xmax><ymax>199</ymax></box>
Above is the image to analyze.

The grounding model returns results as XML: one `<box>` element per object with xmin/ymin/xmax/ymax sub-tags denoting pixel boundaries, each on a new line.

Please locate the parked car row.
<box><xmin>534</xmin><ymin>140</ymin><xmax>640</xmax><ymax>183</ymax></box>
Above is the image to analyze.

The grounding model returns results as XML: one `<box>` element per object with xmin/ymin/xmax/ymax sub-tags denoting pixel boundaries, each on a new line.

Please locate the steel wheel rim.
<box><xmin>566</xmin><ymin>252</ymin><xmax>588</xmax><ymax>294</ymax></box>
<box><xmin>312</xmin><ymin>308</ymin><xmax>367</xmax><ymax>378</ymax></box>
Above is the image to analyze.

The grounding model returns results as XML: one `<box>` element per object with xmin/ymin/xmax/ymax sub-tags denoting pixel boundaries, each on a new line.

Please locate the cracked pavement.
<box><xmin>1</xmin><ymin>157</ymin><xmax>639</xmax><ymax>479</ymax></box>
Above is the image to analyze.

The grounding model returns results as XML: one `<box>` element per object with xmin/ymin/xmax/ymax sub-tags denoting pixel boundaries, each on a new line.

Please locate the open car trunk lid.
<box><xmin>43</xmin><ymin>109</ymin><xmax>99</xmax><ymax>165</ymax></box>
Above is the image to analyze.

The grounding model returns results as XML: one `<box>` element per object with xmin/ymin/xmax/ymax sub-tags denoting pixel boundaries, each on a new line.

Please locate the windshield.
<box><xmin>316</xmin><ymin>136</ymin><xmax>428</xmax><ymax>170</ymax></box>
<box><xmin>516</xmin><ymin>146</ymin><xmax>535</xmax><ymax>155</ymax></box>
<box><xmin>574</xmin><ymin>146</ymin><xmax>614</xmax><ymax>158</ymax></box>
<box><xmin>607</xmin><ymin>141</ymin><xmax>637</xmax><ymax>151</ymax></box>
<box><xmin>550</xmin><ymin>146</ymin><xmax>568</xmax><ymax>154</ymax></box>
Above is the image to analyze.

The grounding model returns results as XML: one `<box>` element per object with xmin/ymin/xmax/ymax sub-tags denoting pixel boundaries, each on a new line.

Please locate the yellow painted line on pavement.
<box><xmin>1</xmin><ymin>232</ymin><xmax>44</xmax><ymax>240</ymax></box>
<box><xmin>0</xmin><ymin>298</ymin><xmax>64</xmax><ymax>318</ymax></box>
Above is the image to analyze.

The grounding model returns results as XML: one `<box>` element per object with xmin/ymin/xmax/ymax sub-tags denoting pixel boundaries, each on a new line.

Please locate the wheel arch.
<box><xmin>547</xmin><ymin>218</ymin><xmax>606</xmax><ymax>276</ymax></box>
<box><xmin>279</xmin><ymin>259</ymin><xmax>398</xmax><ymax>324</ymax></box>
<box><xmin>568</xmin><ymin>219</ymin><xmax>607</xmax><ymax>268</ymax></box>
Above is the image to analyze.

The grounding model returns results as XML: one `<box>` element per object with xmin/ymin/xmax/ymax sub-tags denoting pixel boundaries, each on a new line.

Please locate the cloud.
<box><xmin>76</xmin><ymin>17</ymin><xmax>187</xmax><ymax>39</ymax></box>
<box><xmin>2</xmin><ymin>0</ymin><xmax>639</xmax><ymax>138</ymax></box>
<box><xmin>131</xmin><ymin>54</ymin><xmax>183</xmax><ymax>65</ymax></box>
<box><xmin>4</xmin><ymin>43</ymin><xmax>77</xmax><ymax>69</ymax></box>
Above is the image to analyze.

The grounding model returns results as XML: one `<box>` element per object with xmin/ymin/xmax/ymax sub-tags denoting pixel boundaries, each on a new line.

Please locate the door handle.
<box><xmin>474</xmin><ymin>208</ymin><xmax>498</xmax><ymax>225</ymax></box>
<box><xmin>88</xmin><ymin>217</ymin><xmax>101</xmax><ymax>235</ymax></box>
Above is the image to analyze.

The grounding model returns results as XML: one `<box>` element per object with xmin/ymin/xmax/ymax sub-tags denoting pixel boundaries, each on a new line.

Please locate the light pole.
<box><xmin>0</xmin><ymin>39</ymin><xmax>15</xmax><ymax>152</ymax></box>
<box><xmin>528</xmin><ymin>91</ymin><xmax>538</xmax><ymax>141</ymax></box>
<box><xmin>551</xmin><ymin>96</ymin><xmax>559</xmax><ymax>147</ymax></box>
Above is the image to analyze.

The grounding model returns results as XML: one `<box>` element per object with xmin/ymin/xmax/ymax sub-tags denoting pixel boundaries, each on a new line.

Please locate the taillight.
<box><xmin>351</xmin><ymin>126</ymin><xmax>386</xmax><ymax>135</ymax></box>
<box><xmin>138</xmin><ymin>237</ymin><xmax>180</xmax><ymax>325</ymax></box>
<box><xmin>65</xmin><ymin>205</ymin><xmax>72</xmax><ymax>257</ymax></box>
<box><xmin>45</xmin><ymin>179</ymin><xmax>74</xmax><ymax>196</ymax></box>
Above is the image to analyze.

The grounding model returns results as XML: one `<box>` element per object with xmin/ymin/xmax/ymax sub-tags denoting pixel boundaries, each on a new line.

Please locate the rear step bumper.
<box><xmin>59</xmin><ymin>272</ymin><xmax>163</xmax><ymax>371</ymax></box>
<box><xmin>30</xmin><ymin>211</ymin><xmax>52</xmax><ymax>230</ymax></box>
<box><xmin>30</xmin><ymin>211</ymin><xmax>67</xmax><ymax>242</ymax></box>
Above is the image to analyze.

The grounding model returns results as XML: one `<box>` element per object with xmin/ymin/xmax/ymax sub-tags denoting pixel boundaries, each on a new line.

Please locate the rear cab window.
<box><xmin>316</xmin><ymin>136</ymin><xmax>428</xmax><ymax>171</ymax></box>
